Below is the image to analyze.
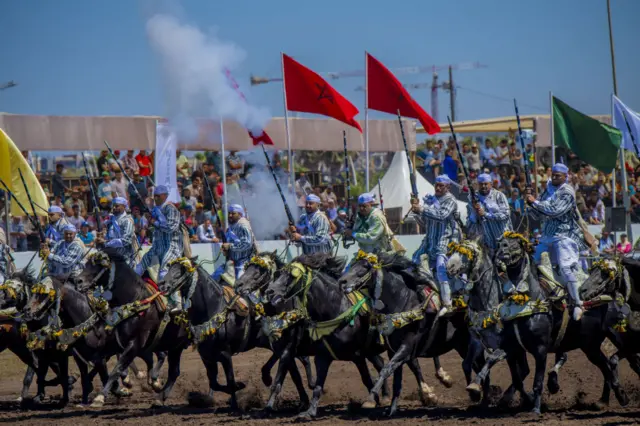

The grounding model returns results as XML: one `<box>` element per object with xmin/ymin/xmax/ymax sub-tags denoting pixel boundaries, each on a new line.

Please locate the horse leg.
<box><xmin>219</xmin><ymin>351</ymin><xmax>242</xmax><ymax>411</ymax></box>
<box><xmin>388</xmin><ymin>362</ymin><xmax>404</xmax><ymax>417</ymax></box>
<box><xmin>264</xmin><ymin>346</ymin><xmax>294</xmax><ymax>412</ymax></box>
<box><xmin>366</xmin><ymin>354</ymin><xmax>390</xmax><ymax>401</ymax></box>
<box><xmin>298</xmin><ymin>356</ymin><xmax>332</xmax><ymax>420</ymax></box>
<box><xmin>433</xmin><ymin>355</ymin><xmax>453</xmax><ymax>388</ymax></box>
<box><xmin>530</xmin><ymin>346</ymin><xmax>548</xmax><ymax>415</ymax></box>
<box><xmin>155</xmin><ymin>348</ymin><xmax>183</xmax><ymax>406</ymax></box>
<box><xmin>19</xmin><ymin>366</ymin><xmax>35</xmax><ymax>402</ymax></box>
<box><xmin>288</xmin><ymin>358</ymin><xmax>310</xmax><ymax>411</ymax></box>
<box><xmin>406</xmin><ymin>357</ymin><xmax>437</xmax><ymax>406</ymax></box>
<box><xmin>547</xmin><ymin>352</ymin><xmax>568</xmax><ymax>395</ymax></box>
<box><xmin>91</xmin><ymin>340</ymin><xmax>138</xmax><ymax>407</ymax></box>
<box><xmin>504</xmin><ymin>349</ymin><xmax>531</xmax><ymax>410</ymax></box>
<box><xmin>33</xmin><ymin>354</ymin><xmax>50</xmax><ymax>405</ymax></box>
<box><xmin>260</xmin><ymin>352</ymin><xmax>279</xmax><ymax>387</ymax></box>
<box><xmin>583</xmin><ymin>345</ymin><xmax>629</xmax><ymax>409</ymax></box>
<box><xmin>354</xmin><ymin>357</ymin><xmax>380</xmax><ymax>407</ymax></box>
<box><xmin>73</xmin><ymin>354</ymin><xmax>93</xmax><ymax>406</ymax></box>
<box><xmin>362</xmin><ymin>343</ymin><xmax>411</xmax><ymax>409</ymax></box>
<box><xmin>463</xmin><ymin>337</ymin><xmax>485</xmax><ymax>402</ymax></box>
<box><xmin>298</xmin><ymin>355</ymin><xmax>316</xmax><ymax>389</ymax></box>
<box><xmin>148</xmin><ymin>351</ymin><xmax>166</xmax><ymax>391</ymax></box>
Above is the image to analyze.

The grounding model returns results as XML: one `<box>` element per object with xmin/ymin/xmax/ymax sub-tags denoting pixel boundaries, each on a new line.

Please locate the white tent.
<box><xmin>378</xmin><ymin>151</ymin><xmax>468</xmax><ymax>223</ymax></box>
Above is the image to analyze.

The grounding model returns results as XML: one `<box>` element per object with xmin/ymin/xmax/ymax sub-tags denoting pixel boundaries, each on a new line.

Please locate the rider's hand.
<box><xmin>221</xmin><ymin>243</ymin><xmax>231</xmax><ymax>251</ymax></box>
<box><xmin>291</xmin><ymin>232</ymin><xmax>303</xmax><ymax>242</ymax></box>
<box><xmin>212</xmin><ymin>237</ymin><xmax>220</xmax><ymax>243</ymax></box>
<box><xmin>343</xmin><ymin>229</ymin><xmax>353</xmax><ymax>238</ymax></box>
<box><xmin>525</xmin><ymin>195</ymin><xmax>536</xmax><ymax>205</ymax></box>
<box><xmin>288</xmin><ymin>225</ymin><xmax>297</xmax><ymax>234</ymax></box>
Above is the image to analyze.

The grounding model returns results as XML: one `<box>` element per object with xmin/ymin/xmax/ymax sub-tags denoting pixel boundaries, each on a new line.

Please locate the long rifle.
<box><xmin>81</xmin><ymin>153</ymin><xmax>102</xmax><ymax>232</ymax></box>
<box><xmin>261</xmin><ymin>144</ymin><xmax>295</xmax><ymax>226</ymax></box>
<box><xmin>513</xmin><ymin>99</ymin><xmax>532</xmax><ymax>189</ymax></box>
<box><xmin>448</xmin><ymin>116</ymin><xmax>477</xmax><ymax>204</ymax></box>
<box><xmin>397</xmin><ymin>110</ymin><xmax>418</xmax><ymax>199</ymax></box>
<box><xmin>202</xmin><ymin>171</ymin><xmax>226</xmax><ymax>242</ymax></box>
<box><xmin>0</xmin><ymin>177</ymin><xmax>44</xmax><ymax>240</ymax></box>
<box><xmin>378</xmin><ymin>180</ymin><xmax>384</xmax><ymax>212</ymax></box>
<box><xmin>342</xmin><ymin>130</ymin><xmax>355</xmax><ymax>248</ymax></box>
<box><xmin>17</xmin><ymin>169</ymin><xmax>46</xmax><ymax>243</ymax></box>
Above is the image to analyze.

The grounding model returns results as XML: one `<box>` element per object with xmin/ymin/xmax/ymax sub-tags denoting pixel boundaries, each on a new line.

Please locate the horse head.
<box><xmin>338</xmin><ymin>250</ymin><xmax>381</xmax><ymax>294</ymax></box>
<box><xmin>73</xmin><ymin>251</ymin><xmax>112</xmax><ymax>293</ymax></box>
<box><xmin>235</xmin><ymin>251</ymin><xmax>281</xmax><ymax>297</ymax></box>
<box><xmin>160</xmin><ymin>257</ymin><xmax>199</xmax><ymax>296</ymax></box>
<box><xmin>581</xmin><ymin>258</ymin><xmax>631</xmax><ymax>302</ymax></box>
<box><xmin>495</xmin><ymin>231</ymin><xmax>533</xmax><ymax>272</ymax></box>
<box><xmin>0</xmin><ymin>267</ymin><xmax>36</xmax><ymax>311</ymax></box>
<box><xmin>446</xmin><ymin>239</ymin><xmax>484</xmax><ymax>280</ymax></box>
<box><xmin>21</xmin><ymin>277</ymin><xmax>63</xmax><ymax>322</ymax></box>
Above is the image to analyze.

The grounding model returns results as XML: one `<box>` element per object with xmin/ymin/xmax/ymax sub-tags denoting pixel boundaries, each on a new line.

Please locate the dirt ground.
<box><xmin>0</xmin><ymin>348</ymin><xmax>638</xmax><ymax>426</ymax></box>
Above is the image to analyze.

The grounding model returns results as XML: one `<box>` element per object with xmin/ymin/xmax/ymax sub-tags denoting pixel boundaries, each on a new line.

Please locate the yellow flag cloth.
<box><xmin>0</xmin><ymin>128</ymin><xmax>50</xmax><ymax>217</ymax></box>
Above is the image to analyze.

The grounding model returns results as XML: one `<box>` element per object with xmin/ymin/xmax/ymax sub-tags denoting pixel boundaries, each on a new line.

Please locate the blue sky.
<box><xmin>1</xmin><ymin>0</ymin><xmax>639</xmax><ymax>127</ymax></box>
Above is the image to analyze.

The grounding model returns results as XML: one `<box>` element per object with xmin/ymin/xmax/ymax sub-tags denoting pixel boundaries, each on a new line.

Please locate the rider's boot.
<box><xmin>566</xmin><ymin>280</ymin><xmax>584</xmax><ymax>321</ymax></box>
<box><xmin>437</xmin><ymin>280</ymin><xmax>452</xmax><ymax>318</ymax></box>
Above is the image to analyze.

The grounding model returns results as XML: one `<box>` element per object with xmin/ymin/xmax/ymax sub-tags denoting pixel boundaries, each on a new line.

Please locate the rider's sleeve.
<box><xmin>155</xmin><ymin>205</ymin><xmax>181</xmax><ymax>232</ymax></box>
<box><xmin>421</xmin><ymin>197</ymin><xmax>457</xmax><ymax>222</ymax></box>
<box><xmin>530</xmin><ymin>190</ymin><xmax>574</xmax><ymax>218</ymax></box>
<box><xmin>48</xmin><ymin>242</ymin><xmax>84</xmax><ymax>267</ymax></box>
<box><xmin>353</xmin><ymin>216</ymin><xmax>384</xmax><ymax>245</ymax></box>
<box><xmin>231</xmin><ymin>224</ymin><xmax>252</xmax><ymax>252</ymax></box>
<box><xmin>301</xmin><ymin>215</ymin><xmax>330</xmax><ymax>246</ymax></box>
<box><xmin>105</xmin><ymin>218</ymin><xmax>134</xmax><ymax>249</ymax></box>
<box><xmin>466</xmin><ymin>203</ymin><xmax>478</xmax><ymax>225</ymax></box>
<box><xmin>484</xmin><ymin>192</ymin><xmax>511</xmax><ymax>221</ymax></box>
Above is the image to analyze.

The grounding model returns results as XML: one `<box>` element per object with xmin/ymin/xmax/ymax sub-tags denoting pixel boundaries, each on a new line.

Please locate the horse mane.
<box><xmin>100</xmin><ymin>247</ymin><xmax>129</xmax><ymax>263</ymax></box>
<box><xmin>257</xmin><ymin>250</ymin><xmax>286</xmax><ymax>270</ymax></box>
<box><xmin>293</xmin><ymin>253</ymin><xmax>346</xmax><ymax>278</ymax></box>
<box><xmin>11</xmin><ymin>265</ymin><xmax>38</xmax><ymax>287</ymax></box>
<box><xmin>377</xmin><ymin>252</ymin><xmax>413</xmax><ymax>271</ymax></box>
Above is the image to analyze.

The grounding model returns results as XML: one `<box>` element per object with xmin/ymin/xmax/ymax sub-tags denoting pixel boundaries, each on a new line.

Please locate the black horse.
<box><xmin>160</xmin><ymin>253</ymin><xmax>312</xmax><ymax>410</ymax></box>
<box><xmin>266</xmin><ymin>253</ymin><xmax>431</xmax><ymax>419</ymax></box>
<box><xmin>338</xmin><ymin>251</ymin><xmax>485</xmax><ymax>414</ymax></box>
<box><xmin>464</xmin><ymin>234</ymin><xmax>629</xmax><ymax>414</ymax></box>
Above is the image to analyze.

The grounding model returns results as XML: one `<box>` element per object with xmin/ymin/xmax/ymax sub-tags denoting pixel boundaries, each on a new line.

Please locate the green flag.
<box><xmin>552</xmin><ymin>96</ymin><xmax>622</xmax><ymax>172</ymax></box>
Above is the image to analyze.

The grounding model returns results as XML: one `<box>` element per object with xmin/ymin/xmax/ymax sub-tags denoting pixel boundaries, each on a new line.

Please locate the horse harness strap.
<box><xmin>553</xmin><ymin>307</ymin><xmax>570</xmax><ymax>351</ymax></box>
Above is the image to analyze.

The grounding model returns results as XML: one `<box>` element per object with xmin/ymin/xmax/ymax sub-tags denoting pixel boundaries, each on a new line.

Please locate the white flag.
<box><xmin>155</xmin><ymin>121</ymin><xmax>180</xmax><ymax>203</ymax></box>
<box><xmin>613</xmin><ymin>95</ymin><xmax>640</xmax><ymax>153</ymax></box>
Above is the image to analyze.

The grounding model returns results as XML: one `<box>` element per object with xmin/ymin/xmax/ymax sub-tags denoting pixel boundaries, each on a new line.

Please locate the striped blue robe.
<box><xmin>412</xmin><ymin>192</ymin><xmax>459</xmax><ymax>264</ymax></box>
<box><xmin>529</xmin><ymin>182</ymin><xmax>585</xmax><ymax>247</ymax></box>
<box><xmin>104</xmin><ymin>212</ymin><xmax>136</xmax><ymax>265</ymax></box>
<box><xmin>0</xmin><ymin>243</ymin><xmax>9</xmax><ymax>284</ymax></box>
<box><xmin>47</xmin><ymin>238</ymin><xmax>84</xmax><ymax>277</ymax></box>
<box><xmin>466</xmin><ymin>189</ymin><xmax>512</xmax><ymax>250</ymax></box>
<box><xmin>226</xmin><ymin>217</ymin><xmax>254</xmax><ymax>264</ymax></box>
<box><xmin>139</xmin><ymin>202</ymin><xmax>183</xmax><ymax>279</ymax></box>
<box><xmin>45</xmin><ymin>217</ymin><xmax>69</xmax><ymax>245</ymax></box>
<box><xmin>296</xmin><ymin>211</ymin><xmax>332</xmax><ymax>254</ymax></box>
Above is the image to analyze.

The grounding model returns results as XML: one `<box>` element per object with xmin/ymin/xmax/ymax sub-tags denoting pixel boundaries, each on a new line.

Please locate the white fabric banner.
<box><xmin>155</xmin><ymin>121</ymin><xmax>180</xmax><ymax>203</ymax></box>
<box><xmin>613</xmin><ymin>95</ymin><xmax>640</xmax><ymax>153</ymax></box>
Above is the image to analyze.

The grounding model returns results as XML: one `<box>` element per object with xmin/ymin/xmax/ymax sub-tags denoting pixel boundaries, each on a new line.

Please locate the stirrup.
<box><xmin>572</xmin><ymin>306</ymin><xmax>583</xmax><ymax>321</ymax></box>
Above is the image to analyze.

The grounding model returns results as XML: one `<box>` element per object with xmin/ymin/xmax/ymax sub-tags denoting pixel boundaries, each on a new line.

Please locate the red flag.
<box><xmin>283</xmin><ymin>54</ymin><xmax>362</xmax><ymax>132</ymax></box>
<box><xmin>367</xmin><ymin>53</ymin><xmax>441</xmax><ymax>134</ymax></box>
<box><xmin>223</xmin><ymin>68</ymin><xmax>274</xmax><ymax>145</ymax></box>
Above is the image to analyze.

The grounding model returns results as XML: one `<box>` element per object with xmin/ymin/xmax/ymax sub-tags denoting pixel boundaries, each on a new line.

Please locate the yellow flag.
<box><xmin>0</xmin><ymin>128</ymin><xmax>50</xmax><ymax>217</ymax></box>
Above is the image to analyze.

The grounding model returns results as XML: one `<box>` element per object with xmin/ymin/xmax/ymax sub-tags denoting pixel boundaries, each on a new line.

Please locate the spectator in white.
<box><xmin>598</xmin><ymin>229</ymin><xmax>614</xmax><ymax>254</ymax></box>
<box><xmin>108</xmin><ymin>150</ymin><xmax>121</xmax><ymax>172</ymax></box>
<box><xmin>52</xmin><ymin>164</ymin><xmax>69</xmax><ymax>202</ymax></box>
<box><xmin>9</xmin><ymin>215</ymin><xmax>27</xmax><ymax>252</ymax></box>
<box><xmin>68</xmin><ymin>204</ymin><xmax>85</xmax><ymax>231</ymax></box>
<box><xmin>63</xmin><ymin>188</ymin><xmax>86</xmax><ymax>215</ymax></box>
<box><xmin>480</xmin><ymin>139</ymin><xmax>497</xmax><ymax>169</ymax></box>
<box><xmin>589</xmin><ymin>192</ymin><xmax>605</xmax><ymax>225</ymax></box>
<box><xmin>227</xmin><ymin>151</ymin><xmax>244</xmax><ymax>176</ymax></box>
<box><xmin>112</xmin><ymin>170</ymin><xmax>129</xmax><ymax>200</ymax></box>
<box><xmin>465</xmin><ymin>143</ymin><xmax>482</xmax><ymax>173</ymax></box>
<box><xmin>97</xmin><ymin>172</ymin><xmax>115</xmax><ymax>200</ymax></box>
<box><xmin>197</xmin><ymin>218</ymin><xmax>217</xmax><ymax>242</ymax></box>
<box><xmin>322</xmin><ymin>185</ymin><xmax>338</xmax><ymax>204</ymax></box>
<box><xmin>122</xmin><ymin>150</ymin><xmax>140</xmax><ymax>175</ymax></box>
<box><xmin>176</xmin><ymin>150</ymin><xmax>190</xmax><ymax>182</ymax></box>
<box><xmin>496</xmin><ymin>139</ymin><xmax>511</xmax><ymax>176</ymax></box>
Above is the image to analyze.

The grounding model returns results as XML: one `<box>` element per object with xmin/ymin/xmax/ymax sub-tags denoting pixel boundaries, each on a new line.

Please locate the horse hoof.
<box><xmin>235</xmin><ymin>381</ymin><xmax>246</xmax><ymax>392</ymax></box>
<box><xmin>136</xmin><ymin>371</ymin><xmax>147</xmax><ymax>380</ymax></box>
<box><xmin>15</xmin><ymin>396</ymin><xmax>23</xmax><ymax>403</ymax></box>
<box><xmin>380</xmin><ymin>396</ymin><xmax>391</xmax><ymax>407</ymax></box>
<box><xmin>466</xmin><ymin>382</ymin><xmax>482</xmax><ymax>401</ymax></box>
<box><xmin>90</xmin><ymin>394</ymin><xmax>105</xmax><ymax>408</ymax></box>
<box><xmin>547</xmin><ymin>371</ymin><xmax>560</xmax><ymax>394</ymax></box>
<box><xmin>436</xmin><ymin>368</ymin><xmax>453</xmax><ymax>388</ymax></box>
<box><xmin>422</xmin><ymin>393</ymin><xmax>438</xmax><ymax>406</ymax></box>
<box><xmin>122</xmin><ymin>377</ymin><xmax>133</xmax><ymax>389</ymax></box>
<box><xmin>75</xmin><ymin>404</ymin><xmax>89</xmax><ymax>409</ymax></box>
<box><xmin>362</xmin><ymin>399</ymin><xmax>377</xmax><ymax>409</ymax></box>
<box><xmin>151</xmin><ymin>399</ymin><xmax>164</xmax><ymax>408</ymax></box>
<box><xmin>261</xmin><ymin>371</ymin><xmax>273</xmax><ymax>387</ymax></box>
<box><xmin>295</xmin><ymin>412</ymin><xmax>313</xmax><ymax>422</ymax></box>
<box><xmin>532</xmin><ymin>408</ymin><xmax>541</xmax><ymax>416</ymax></box>
<box><xmin>151</xmin><ymin>379</ymin><xmax>164</xmax><ymax>393</ymax></box>
<box><xmin>616</xmin><ymin>391</ymin><xmax>630</xmax><ymax>407</ymax></box>
<box><xmin>113</xmin><ymin>387</ymin><xmax>132</xmax><ymax>398</ymax></box>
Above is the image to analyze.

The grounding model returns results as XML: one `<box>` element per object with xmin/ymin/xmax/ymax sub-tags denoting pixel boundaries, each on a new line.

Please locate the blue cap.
<box><xmin>435</xmin><ymin>175</ymin><xmax>452</xmax><ymax>185</ymax></box>
<box><xmin>48</xmin><ymin>206</ymin><xmax>63</xmax><ymax>214</ymax></box>
<box><xmin>228</xmin><ymin>204</ymin><xmax>245</xmax><ymax>216</ymax></box>
<box><xmin>358</xmin><ymin>193</ymin><xmax>375</xmax><ymax>204</ymax></box>
<box><xmin>62</xmin><ymin>224</ymin><xmax>77</xmax><ymax>233</ymax></box>
<box><xmin>113</xmin><ymin>197</ymin><xmax>128</xmax><ymax>207</ymax></box>
<box><xmin>81</xmin><ymin>222</ymin><xmax>90</xmax><ymax>227</ymax></box>
<box><xmin>552</xmin><ymin>163</ymin><xmax>569</xmax><ymax>174</ymax></box>
<box><xmin>306</xmin><ymin>194</ymin><xmax>321</xmax><ymax>203</ymax></box>
<box><xmin>477</xmin><ymin>173</ymin><xmax>492</xmax><ymax>183</ymax></box>
<box><xmin>154</xmin><ymin>185</ymin><xmax>169</xmax><ymax>195</ymax></box>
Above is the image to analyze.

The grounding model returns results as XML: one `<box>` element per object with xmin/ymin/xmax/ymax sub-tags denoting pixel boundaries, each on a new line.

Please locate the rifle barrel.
<box><xmin>261</xmin><ymin>144</ymin><xmax>295</xmax><ymax>225</ymax></box>
<box><xmin>513</xmin><ymin>99</ymin><xmax>532</xmax><ymax>188</ymax></box>
<box><xmin>397</xmin><ymin>110</ymin><xmax>418</xmax><ymax>197</ymax></box>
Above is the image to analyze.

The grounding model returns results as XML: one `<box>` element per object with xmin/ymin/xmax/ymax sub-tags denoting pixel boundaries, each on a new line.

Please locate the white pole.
<box><xmin>365</xmin><ymin>51</ymin><xmax>370</xmax><ymax>192</ymax></box>
<box><xmin>281</xmin><ymin>52</ymin><xmax>294</xmax><ymax>192</ymax></box>
<box><xmin>549</xmin><ymin>91</ymin><xmax>555</xmax><ymax>165</ymax></box>
<box><xmin>220</xmin><ymin>118</ymin><xmax>228</xmax><ymax>230</ymax></box>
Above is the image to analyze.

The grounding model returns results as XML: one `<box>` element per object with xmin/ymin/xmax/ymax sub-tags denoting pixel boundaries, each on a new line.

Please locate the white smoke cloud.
<box><xmin>145</xmin><ymin>13</ymin><xmax>270</xmax><ymax>139</ymax></box>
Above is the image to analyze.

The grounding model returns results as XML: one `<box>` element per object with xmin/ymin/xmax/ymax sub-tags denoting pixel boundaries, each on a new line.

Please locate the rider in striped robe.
<box><xmin>97</xmin><ymin>197</ymin><xmax>137</xmax><ymax>266</ymax></box>
<box><xmin>45</xmin><ymin>205</ymin><xmax>69</xmax><ymax>246</ymax></box>
<box><xmin>213</xmin><ymin>204</ymin><xmax>255</xmax><ymax>286</ymax></box>
<box><xmin>0</xmin><ymin>242</ymin><xmax>11</xmax><ymax>285</ymax></box>
<box><xmin>410</xmin><ymin>175</ymin><xmax>460</xmax><ymax>317</ymax></box>
<box><xmin>466</xmin><ymin>173</ymin><xmax>512</xmax><ymax>253</ymax></box>
<box><xmin>40</xmin><ymin>224</ymin><xmax>85</xmax><ymax>278</ymax></box>
<box><xmin>526</xmin><ymin>163</ymin><xmax>585</xmax><ymax>321</ymax></box>
<box><xmin>135</xmin><ymin>185</ymin><xmax>184</xmax><ymax>311</ymax></box>
<box><xmin>290</xmin><ymin>194</ymin><xmax>333</xmax><ymax>255</ymax></box>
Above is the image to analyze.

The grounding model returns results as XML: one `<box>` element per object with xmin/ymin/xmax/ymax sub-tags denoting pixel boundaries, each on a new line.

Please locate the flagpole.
<box><xmin>549</xmin><ymin>91</ymin><xmax>555</xmax><ymax>165</ymax></box>
<box><xmin>611</xmin><ymin>94</ymin><xmax>617</xmax><ymax>208</ymax></box>
<box><xmin>364</xmin><ymin>51</ymin><xmax>370</xmax><ymax>192</ymax></box>
<box><xmin>607</xmin><ymin>0</ymin><xmax>632</xmax><ymax>241</ymax></box>
<box><xmin>220</xmin><ymin>117</ymin><xmax>229</xmax><ymax>230</ymax></box>
<box><xmin>281</xmin><ymin>52</ymin><xmax>294</xmax><ymax>192</ymax></box>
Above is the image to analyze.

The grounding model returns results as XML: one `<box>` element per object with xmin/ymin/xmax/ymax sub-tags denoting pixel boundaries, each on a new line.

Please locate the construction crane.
<box><xmin>251</xmin><ymin>62</ymin><xmax>486</xmax><ymax>123</ymax></box>
<box><xmin>0</xmin><ymin>81</ymin><xmax>17</xmax><ymax>91</ymax></box>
